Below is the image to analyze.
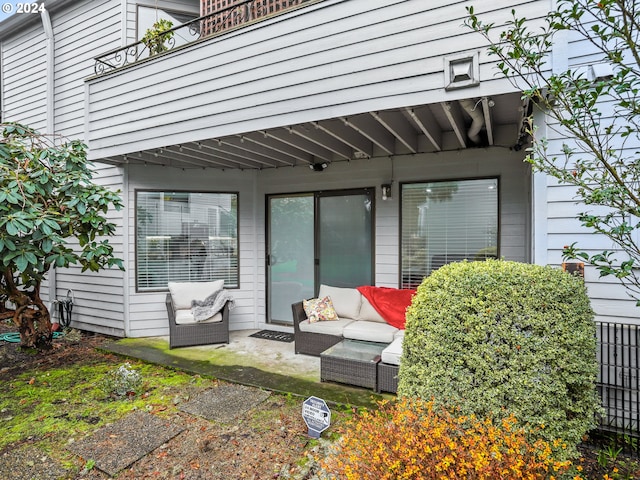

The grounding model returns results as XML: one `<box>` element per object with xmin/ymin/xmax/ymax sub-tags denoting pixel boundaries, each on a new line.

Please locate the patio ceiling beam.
<box><xmin>440</xmin><ymin>101</ymin><xmax>467</xmax><ymax>148</ymax></box>
<box><xmin>266</xmin><ymin>128</ymin><xmax>334</xmax><ymax>162</ymax></box>
<box><xmin>161</xmin><ymin>144</ymin><xmax>246</xmax><ymax>169</ymax></box>
<box><xmin>370</xmin><ymin>111</ymin><xmax>417</xmax><ymax>153</ymax></box>
<box><xmin>482</xmin><ymin>97</ymin><xmax>494</xmax><ymax>146</ymax></box>
<box><xmin>241</xmin><ymin>132</ymin><xmax>314</xmax><ymax>165</ymax></box>
<box><xmin>194</xmin><ymin>141</ymin><xmax>281</xmax><ymax>169</ymax></box>
<box><xmin>289</xmin><ymin>123</ymin><xmax>353</xmax><ymax>161</ymax></box>
<box><xmin>404</xmin><ymin>106</ymin><xmax>442</xmax><ymax>151</ymax></box>
<box><xmin>142</xmin><ymin>147</ymin><xmax>228</xmax><ymax>168</ymax></box>
<box><xmin>192</xmin><ymin>142</ymin><xmax>267</xmax><ymax>169</ymax></box>
<box><xmin>312</xmin><ymin>119</ymin><xmax>373</xmax><ymax>158</ymax></box>
<box><xmin>341</xmin><ymin>115</ymin><xmax>395</xmax><ymax>155</ymax></box>
<box><xmin>217</xmin><ymin>137</ymin><xmax>296</xmax><ymax>167</ymax></box>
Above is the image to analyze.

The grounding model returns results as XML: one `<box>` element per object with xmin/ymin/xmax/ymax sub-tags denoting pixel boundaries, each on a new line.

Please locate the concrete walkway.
<box><xmin>102</xmin><ymin>330</ymin><xmax>388</xmax><ymax>408</ymax></box>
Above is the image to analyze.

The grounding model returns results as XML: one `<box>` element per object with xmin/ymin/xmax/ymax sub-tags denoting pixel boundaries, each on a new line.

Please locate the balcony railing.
<box><xmin>93</xmin><ymin>0</ymin><xmax>311</xmax><ymax>76</ymax></box>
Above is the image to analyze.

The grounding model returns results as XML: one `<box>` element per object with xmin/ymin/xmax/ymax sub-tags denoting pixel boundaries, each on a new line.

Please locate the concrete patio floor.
<box><xmin>102</xmin><ymin>330</ymin><xmax>388</xmax><ymax>408</ymax></box>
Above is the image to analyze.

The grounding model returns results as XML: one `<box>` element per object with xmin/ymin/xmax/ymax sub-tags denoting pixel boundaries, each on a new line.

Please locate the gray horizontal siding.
<box><xmin>52</xmin><ymin>0</ymin><xmax>121</xmax><ymax>138</ymax></box>
<box><xmin>86</xmin><ymin>0</ymin><xmax>546</xmax><ymax>158</ymax></box>
<box><xmin>2</xmin><ymin>21</ymin><xmax>47</xmax><ymax>129</ymax></box>
<box><xmin>52</xmin><ymin>164</ymin><xmax>126</xmax><ymax>336</ymax></box>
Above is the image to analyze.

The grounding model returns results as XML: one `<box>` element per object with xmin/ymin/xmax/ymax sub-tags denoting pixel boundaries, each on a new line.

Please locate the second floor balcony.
<box><xmin>94</xmin><ymin>0</ymin><xmax>316</xmax><ymax>76</ymax></box>
<box><xmin>85</xmin><ymin>0</ymin><xmax>548</xmax><ymax>166</ymax></box>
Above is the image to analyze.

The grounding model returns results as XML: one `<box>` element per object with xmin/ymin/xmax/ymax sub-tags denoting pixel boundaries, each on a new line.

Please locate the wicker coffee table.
<box><xmin>320</xmin><ymin>339</ymin><xmax>385</xmax><ymax>389</ymax></box>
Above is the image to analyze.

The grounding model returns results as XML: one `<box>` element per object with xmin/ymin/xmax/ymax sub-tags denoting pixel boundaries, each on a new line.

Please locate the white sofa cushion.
<box><xmin>175</xmin><ymin>309</ymin><xmax>223</xmax><ymax>325</ymax></box>
<box><xmin>343</xmin><ymin>320</ymin><xmax>398</xmax><ymax>344</ymax></box>
<box><xmin>318</xmin><ymin>284</ymin><xmax>362</xmax><ymax>320</ymax></box>
<box><xmin>299</xmin><ymin>318</ymin><xmax>354</xmax><ymax>336</ymax></box>
<box><xmin>357</xmin><ymin>297</ymin><xmax>386</xmax><ymax>323</ymax></box>
<box><xmin>394</xmin><ymin>329</ymin><xmax>405</xmax><ymax>340</ymax></box>
<box><xmin>381</xmin><ymin>336</ymin><xmax>403</xmax><ymax>365</ymax></box>
<box><xmin>168</xmin><ymin>280</ymin><xmax>224</xmax><ymax>310</ymax></box>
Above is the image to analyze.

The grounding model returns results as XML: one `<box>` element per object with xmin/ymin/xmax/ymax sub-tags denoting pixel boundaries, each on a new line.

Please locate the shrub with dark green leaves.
<box><xmin>398</xmin><ymin>259</ymin><xmax>600</xmax><ymax>459</ymax></box>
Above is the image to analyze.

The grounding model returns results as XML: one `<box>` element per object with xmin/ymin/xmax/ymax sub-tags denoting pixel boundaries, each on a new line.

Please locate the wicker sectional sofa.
<box><xmin>291</xmin><ymin>283</ymin><xmax>404</xmax><ymax>348</ymax></box>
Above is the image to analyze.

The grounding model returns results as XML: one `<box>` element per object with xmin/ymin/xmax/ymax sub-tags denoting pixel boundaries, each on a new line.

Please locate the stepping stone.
<box><xmin>0</xmin><ymin>446</ymin><xmax>66</xmax><ymax>480</ymax></box>
<box><xmin>67</xmin><ymin>411</ymin><xmax>183</xmax><ymax>476</ymax></box>
<box><xmin>179</xmin><ymin>383</ymin><xmax>270</xmax><ymax>423</ymax></box>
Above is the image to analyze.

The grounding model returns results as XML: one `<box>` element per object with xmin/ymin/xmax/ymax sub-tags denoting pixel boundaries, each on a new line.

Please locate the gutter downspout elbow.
<box><xmin>459</xmin><ymin>98</ymin><xmax>484</xmax><ymax>144</ymax></box>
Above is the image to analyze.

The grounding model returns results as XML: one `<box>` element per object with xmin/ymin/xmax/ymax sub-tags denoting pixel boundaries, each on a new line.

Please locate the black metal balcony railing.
<box><xmin>93</xmin><ymin>0</ymin><xmax>309</xmax><ymax>76</ymax></box>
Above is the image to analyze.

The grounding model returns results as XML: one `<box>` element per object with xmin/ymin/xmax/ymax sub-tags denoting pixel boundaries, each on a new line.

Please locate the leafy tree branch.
<box><xmin>0</xmin><ymin>123</ymin><xmax>124</xmax><ymax>349</ymax></box>
<box><xmin>466</xmin><ymin>0</ymin><xmax>640</xmax><ymax>303</ymax></box>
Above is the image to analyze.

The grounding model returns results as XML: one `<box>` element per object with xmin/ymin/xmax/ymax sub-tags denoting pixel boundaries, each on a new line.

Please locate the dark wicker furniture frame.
<box><xmin>377</xmin><ymin>362</ymin><xmax>400</xmax><ymax>393</ymax></box>
<box><xmin>166</xmin><ymin>293</ymin><xmax>230</xmax><ymax>349</ymax></box>
<box><xmin>292</xmin><ymin>301</ymin><xmax>343</xmax><ymax>356</ymax></box>
<box><xmin>320</xmin><ymin>340</ymin><xmax>384</xmax><ymax>389</ymax></box>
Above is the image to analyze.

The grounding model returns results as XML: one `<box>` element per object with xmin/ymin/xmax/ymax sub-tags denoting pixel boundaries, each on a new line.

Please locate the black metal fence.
<box><xmin>595</xmin><ymin>321</ymin><xmax>640</xmax><ymax>453</ymax></box>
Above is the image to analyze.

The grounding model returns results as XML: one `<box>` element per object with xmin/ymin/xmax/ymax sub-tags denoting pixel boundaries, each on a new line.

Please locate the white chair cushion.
<box><xmin>381</xmin><ymin>337</ymin><xmax>403</xmax><ymax>365</ymax></box>
<box><xmin>168</xmin><ymin>280</ymin><xmax>224</xmax><ymax>310</ymax></box>
<box><xmin>394</xmin><ymin>329</ymin><xmax>405</xmax><ymax>340</ymax></box>
<box><xmin>318</xmin><ymin>284</ymin><xmax>362</xmax><ymax>320</ymax></box>
<box><xmin>298</xmin><ymin>318</ymin><xmax>354</xmax><ymax>336</ymax></box>
<box><xmin>343</xmin><ymin>320</ymin><xmax>398</xmax><ymax>344</ymax></box>
<box><xmin>175</xmin><ymin>309</ymin><xmax>223</xmax><ymax>325</ymax></box>
<box><xmin>357</xmin><ymin>297</ymin><xmax>386</xmax><ymax>323</ymax></box>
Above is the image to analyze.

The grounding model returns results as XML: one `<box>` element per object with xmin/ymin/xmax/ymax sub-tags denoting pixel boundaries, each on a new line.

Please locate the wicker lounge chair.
<box><xmin>165</xmin><ymin>280</ymin><xmax>231</xmax><ymax>348</ymax></box>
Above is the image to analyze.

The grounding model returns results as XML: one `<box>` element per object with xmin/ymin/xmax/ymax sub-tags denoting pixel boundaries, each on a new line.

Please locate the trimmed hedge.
<box><xmin>398</xmin><ymin>260</ymin><xmax>600</xmax><ymax>458</ymax></box>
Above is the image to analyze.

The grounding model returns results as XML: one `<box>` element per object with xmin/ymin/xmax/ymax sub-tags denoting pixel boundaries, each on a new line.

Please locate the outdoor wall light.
<box><xmin>381</xmin><ymin>184</ymin><xmax>392</xmax><ymax>200</ymax></box>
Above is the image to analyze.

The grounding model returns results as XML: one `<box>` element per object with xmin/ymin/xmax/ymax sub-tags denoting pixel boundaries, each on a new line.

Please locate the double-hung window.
<box><xmin>136</xmin><ymin>191</ymin><xmax>238</xmax><ymax>291</ymax></box>
<box><xmin>401</xmin><ymin>178</ymin><xmax>498</xmax><ymax>288</ymax></box>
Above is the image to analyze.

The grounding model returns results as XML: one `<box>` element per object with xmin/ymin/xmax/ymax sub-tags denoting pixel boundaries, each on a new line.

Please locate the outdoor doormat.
<box><xmin>67</xmin><ymin>411</ymin><xmax>184</xmax><ymax>477</ymax></box>
<box><xmin>179</xmin><ymin>384</ymin><xmax>271</xmax><ymax>423</ymax></box>
<box><xmin>249</xmin><ymin>329</ymin><xmax>295</xmax><ymax>343</ymax></box>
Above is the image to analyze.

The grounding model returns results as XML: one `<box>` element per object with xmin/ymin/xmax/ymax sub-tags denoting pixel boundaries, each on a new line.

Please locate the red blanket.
<box><xmin>357</xmin><ymin>286</ymin><xmax>416</xmax><ymax>330</ymax></box>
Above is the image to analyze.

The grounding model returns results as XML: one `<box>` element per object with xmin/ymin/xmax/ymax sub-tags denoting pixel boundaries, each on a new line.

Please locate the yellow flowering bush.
<box><xmin>319</xmin><ymin>398</ymin><xmax>579</xmax><ymax>480</ymax></box>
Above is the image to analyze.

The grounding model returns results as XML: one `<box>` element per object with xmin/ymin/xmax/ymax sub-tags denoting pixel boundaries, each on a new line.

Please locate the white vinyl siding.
<box><xmin>52</xmin><ymin>0</ymin><xmax>121</xmax><ymax>138</ymax></box>
<box><xmin>50</xmin><ymin>163</ymin><xmax>127</xmax><ymax>337</ymax></box>
<box><xmin>2</xmin><ymin>21</ymin><xmax>47</xmax><ymax>129</ymax></box>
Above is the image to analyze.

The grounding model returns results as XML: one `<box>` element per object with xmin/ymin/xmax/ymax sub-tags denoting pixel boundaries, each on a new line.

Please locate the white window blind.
<box><xmin>136</xmin><ymin>191</ymin><xmax>238</xmax><ymax>291</ymax></box>
<box><xmin>401</xmin><ymin>178</ymin><xmax>498</xmax><ymax>289</ymax></box>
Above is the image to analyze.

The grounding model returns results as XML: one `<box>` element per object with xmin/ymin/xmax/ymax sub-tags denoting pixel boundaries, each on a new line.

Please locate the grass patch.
<box><xmin>0</xmin><ymin>355</ymin><xmax>214</xmax><ymax>452</ymax></box>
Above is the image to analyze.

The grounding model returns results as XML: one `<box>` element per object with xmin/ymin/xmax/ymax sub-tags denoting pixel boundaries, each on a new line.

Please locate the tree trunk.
<box><xmin>3</xmin><ymin>272</ymin><xmax>53</xmax><ymax>350</ymax></box>
<box><xmin>14</xmin><ymin>303</ymin><xmax>53</xmax><ymax>350</ymax></box>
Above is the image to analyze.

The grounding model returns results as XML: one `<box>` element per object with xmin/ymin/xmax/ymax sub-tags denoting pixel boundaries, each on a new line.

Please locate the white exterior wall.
<box><xmin>125</xmin><ymin>147</ymin><xmax>530</xmax><ymax>337</ymax></box>
<box><xmin>86</xmin><ymin>0</ymin><xmax>549</xmax><ymax>159</ymax></box>
<box><xmin>2</xmin><ymin>21</ymin><xmax>47</xmax><ymax>129</ymax></box>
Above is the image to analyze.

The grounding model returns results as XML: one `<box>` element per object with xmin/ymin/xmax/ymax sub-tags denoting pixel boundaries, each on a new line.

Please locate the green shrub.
<box><xmin>398</xmin><ymin>260</ymin><xmax>600</xmax><ymax>458</ymax></box>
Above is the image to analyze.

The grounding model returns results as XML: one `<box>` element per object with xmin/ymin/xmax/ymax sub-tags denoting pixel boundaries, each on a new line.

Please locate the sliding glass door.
<box><xmin>267</xmin><ymin>189</ymin><xmax>374</xmax><ymax>325</ymax></box>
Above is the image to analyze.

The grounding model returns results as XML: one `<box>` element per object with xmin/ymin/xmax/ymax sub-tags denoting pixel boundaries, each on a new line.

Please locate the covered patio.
<box><xmin>103</xmin><ymin>329</ymin><xmax>387</xmax><ymax>407</ymax></box>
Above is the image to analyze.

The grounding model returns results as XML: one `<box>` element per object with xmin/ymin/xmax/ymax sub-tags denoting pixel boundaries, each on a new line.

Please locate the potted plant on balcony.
<box><xmin>141</xmin><ymin>19</ymin><xmax>174</xmax><ymax>55</ymax></box>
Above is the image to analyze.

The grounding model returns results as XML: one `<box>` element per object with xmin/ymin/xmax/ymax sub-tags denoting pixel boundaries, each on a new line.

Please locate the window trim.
<box><xmin>134</xmin><ymin>188</ymin><xmax>240</xmax><ymax>293</ymax></box>
<box><xmin>399</xmin><ymin>176</ymin><xmax>500</xmax><ymax>288</ymax></box>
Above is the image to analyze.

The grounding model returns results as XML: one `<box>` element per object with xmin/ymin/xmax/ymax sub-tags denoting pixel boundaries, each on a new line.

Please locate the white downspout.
<box><xmin>41</xmin><ymin>9</ymin><xmax>57</xmax><ymax>304</ymax></box>
<box><xmin>459</xmin><ymin>98</ymin><xmax>485</xmax><ymax>144</ymax></box>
